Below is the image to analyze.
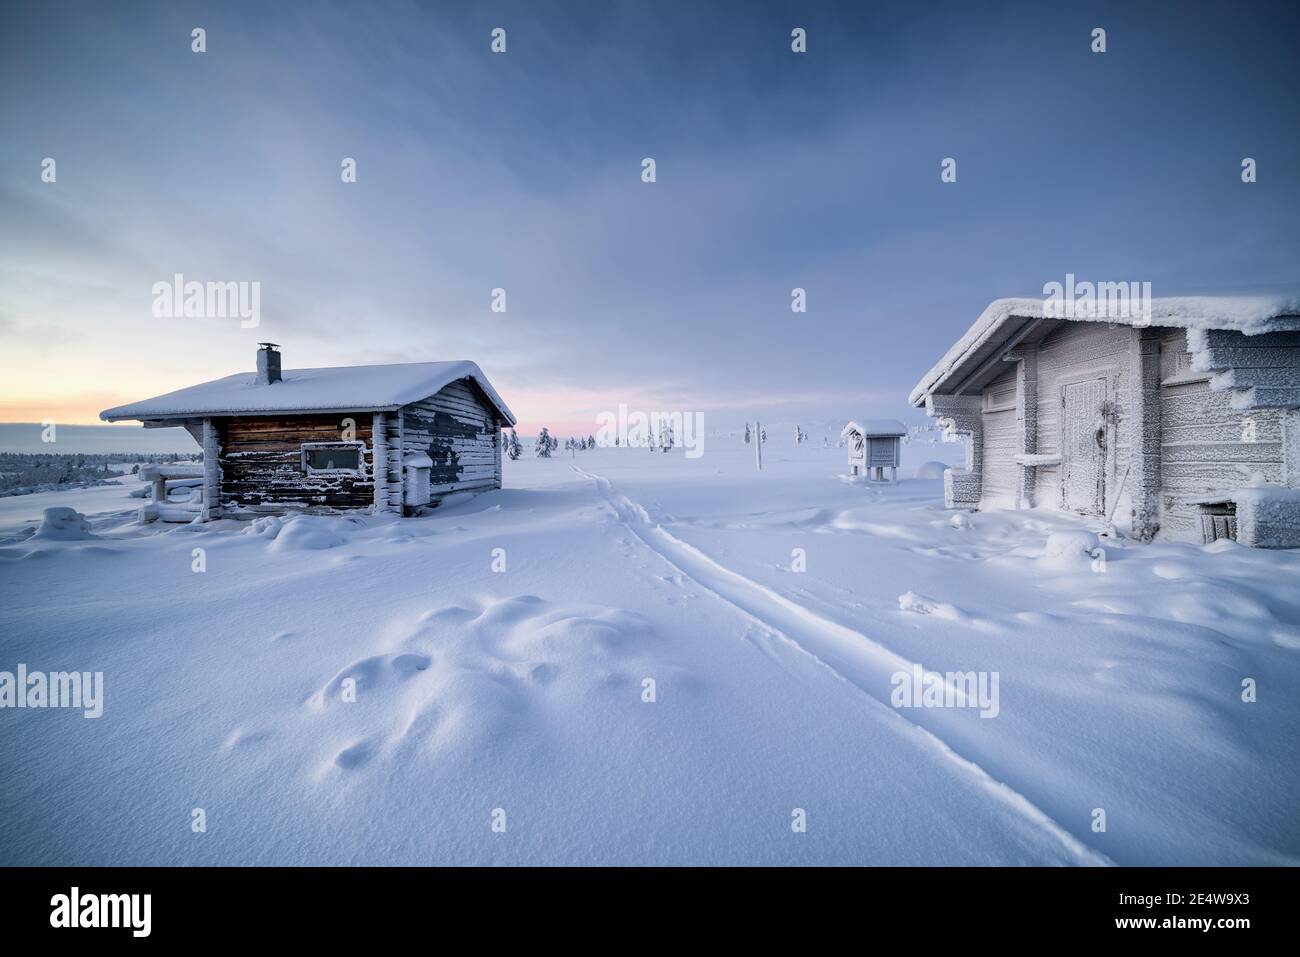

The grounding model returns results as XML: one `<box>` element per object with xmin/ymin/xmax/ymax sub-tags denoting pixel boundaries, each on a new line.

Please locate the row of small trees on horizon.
<box><xmin>504</xmin><ymin>426</ymin><xmax>678</xmax><ymax>459</ymax></box>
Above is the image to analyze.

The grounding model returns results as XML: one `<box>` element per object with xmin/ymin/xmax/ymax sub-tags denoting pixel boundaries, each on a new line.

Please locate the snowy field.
<box><xmin>1</xmin><ymin>437</ymin><xmax>1297</xmax><ymax>866</ymax></box>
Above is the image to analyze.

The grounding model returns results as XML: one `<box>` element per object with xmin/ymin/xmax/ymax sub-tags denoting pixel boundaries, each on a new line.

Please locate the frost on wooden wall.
<box><xmin>980</xmin><ymin>367</ymin><xmax>1018</xmax><ymax>506</ymax></box>
<box><xmin>1159</xmin><ymin>330</ymin><xmax>1284</xmax><ymax>542</ymax></box>
<box><xmin>1234</xmin><ymin>483</ymin><xmax>1300</xmax><ymax>548</ymax></box>
<box><xmin>1023</xmin><ymin>322</ymin><xmax>1130</xmax><ymax>517</ymax></box>
<box><xmin>401</xmin><ymin>379</ymin><xmax>500</xmax><ymax>498</ymax></box>
<box><xmin>925</xmin><ymin>394</ymin><xmax>982</xmax><ymax>509</ymax></box>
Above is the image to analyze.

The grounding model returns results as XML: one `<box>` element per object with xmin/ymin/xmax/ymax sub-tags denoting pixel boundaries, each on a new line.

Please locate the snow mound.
<box><xmin>32</xmin><ymin>507</ymin><xmax>94</xmax><ymax>541</ymax></box>
<box><xmin>241</xmin><ymin>515</ymin><xmax>360</xmax><ymax>552</ymax></box>
<box><xmin>914</xmin><ymin>461</ymin><xmax>948</xmax><ymax>479</ymax></box>
<box><xmin>898</xmin><ymin>591</ymin><xmax>964</xmax><ymax>621</ymax></box>
<box><xmin>267</xmin><ymin>516</ymin><xmax>354</xmax><ymax>552</ymax></box>
<box><xmin>302</xmin><ymin>595</ymin><xmax>661</xmax><ymax>770</ymax></box>
<box><xmin>1040</xmin><ymin>531</ymin><xmax>1101</xmax><ymax>564</ymax></box>
<box><xmin>241</xmin><ymin>516</ymin><xmax>284</xmax><ymax>539</ymax></box>
<box><xmin>949</xmin><ymin>512</ymin><xmax>973</xmax><ymax>530</ymax></box>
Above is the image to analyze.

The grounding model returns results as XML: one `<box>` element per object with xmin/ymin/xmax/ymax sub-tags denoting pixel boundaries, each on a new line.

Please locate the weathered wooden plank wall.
<box><xmin>1033</xmin><ymin>322</ymin><xmax>1130</xmax><ymax>512</ymax></box>
<box><xmin>218</xmin><ymin>414</ymin><xmax>374</xmax><ymax>511</ymax></box>
<box><xmin>401</xmin><ymin>378</ymin><xmax>501</xmax><ymax>499</ymax></box>
<box><xmin>980</xmin><ymin>367</ymin><xmax>1019</xmax><ymax>505</ymax></box>
<box><xmin>1158</xmin><ymin>330</ymin><xmax>1284</xmax><ymax>541</ymax></box>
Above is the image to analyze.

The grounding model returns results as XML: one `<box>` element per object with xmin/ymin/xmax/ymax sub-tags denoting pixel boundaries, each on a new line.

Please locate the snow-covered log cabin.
<box><xmin>101</xmin><ymin>344</ymin><xmax>516</xmax><ymax>520</ymax></box>
<box><xmin>910</xmin><ymin>297</ymin><xmax>1300</xmax><ymax>547</ymax></box>
<box><xmin>841</xmin><ymin>419</ymin><xmax>905</xmax><ymax>481</ymax></box>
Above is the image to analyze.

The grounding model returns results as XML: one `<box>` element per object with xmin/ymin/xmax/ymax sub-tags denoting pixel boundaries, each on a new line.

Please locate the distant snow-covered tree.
<box><xmin>506</xmin><ymin>429</ymin><xmax>523</xmax><ymax>460</ymax></box>
<box><xmin>536</xmin><ymin>427</ymin><xmax>553</xmax><ymax>457</ymax></box>
<box><xmin>659</xmin><ymin>420</ymin><xmax>674</xmax><ymax>452</ymax></box>
<box><xmin>744</xmin><ymin>423</ymin><xmax>751</xmax><ymax>444</ymax></box>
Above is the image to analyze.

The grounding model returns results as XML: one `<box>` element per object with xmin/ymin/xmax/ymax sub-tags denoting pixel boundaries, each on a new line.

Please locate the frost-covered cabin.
<box><xmin>101</xmin><ymin>344</ymin><xmax>516</xmax><ymax>520</ymax></box>
<box><xmin>910</xmin><ymin>297</ymin><xmax>1300</xmax><ymax>547</ymax></box>
<box><xmin>841</xmin><ymin>419</ymin><xmax>905</xmax><ymax>480</ymax></box>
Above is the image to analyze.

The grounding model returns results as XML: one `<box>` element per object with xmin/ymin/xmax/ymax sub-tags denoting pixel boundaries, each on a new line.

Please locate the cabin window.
<box><xmin>301</xmin><ymin>442</ymin><xmax>364</xmax><ymax>475</ymax></box>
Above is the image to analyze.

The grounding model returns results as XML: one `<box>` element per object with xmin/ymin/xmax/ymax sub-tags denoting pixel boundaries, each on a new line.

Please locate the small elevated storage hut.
<box><xmin>101</xmin><ymin>344</ymin><xmax>515</xmax><ymax>520</ymax></box>
<box><xmin>841</xmin><ymin>419</ymin><xmax>906</xmax><ymax>480</ymax></box>
<box><xmin>909</xmin><ymin>296</ymin><xmax>1300</xmax><ymax>547</ymax></box>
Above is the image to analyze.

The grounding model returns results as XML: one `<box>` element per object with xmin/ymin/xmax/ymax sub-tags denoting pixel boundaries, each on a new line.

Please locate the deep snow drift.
<box><xmin>0</xmin><ymin>436</ymin><xmax>1296</xmax><ymax>865</ymax></box>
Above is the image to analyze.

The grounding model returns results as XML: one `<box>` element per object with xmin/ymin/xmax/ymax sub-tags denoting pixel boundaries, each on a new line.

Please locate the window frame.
<box><xmin>300</xmin><ymin>441</ymin><xmax>366</xmax><ymax>476</ymax></box>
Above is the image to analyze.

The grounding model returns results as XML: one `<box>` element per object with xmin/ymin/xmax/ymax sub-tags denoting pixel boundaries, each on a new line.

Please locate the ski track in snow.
<box><xmin>571</xmin><ymin>464</ymin><xmax>1112</xmax><ymax>867</ymax></box>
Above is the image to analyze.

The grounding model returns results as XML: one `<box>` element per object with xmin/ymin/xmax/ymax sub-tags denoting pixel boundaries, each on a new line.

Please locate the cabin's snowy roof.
<box><xmin>841</xmin><ymin>419</ymin><xmax>907</xmax><ymax>438</ymax></box>
<box><xmin>908</xmin><ymin>295</ymin><xmax>1300</xmax><ymax>406</ymax></box>
<box><xmin>100</xmin><ymin>360</ymin><xmax>516</xmax><ymax>425</ymax></box>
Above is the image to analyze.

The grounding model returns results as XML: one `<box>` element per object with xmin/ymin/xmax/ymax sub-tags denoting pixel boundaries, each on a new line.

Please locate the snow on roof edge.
<box><xmin>908</xmin><ymin>295</ymin><xmax>1300</xmax><ymax>407</ymax></box>
<box><xmin>100</xmin><ymin>360</ymin><xmax>516</xmax><ymax>426</ymax></box>
<box><xmin>841</xmin><ymin>418</ymin><xmax>907</xmax><ymax>437</ymax></box>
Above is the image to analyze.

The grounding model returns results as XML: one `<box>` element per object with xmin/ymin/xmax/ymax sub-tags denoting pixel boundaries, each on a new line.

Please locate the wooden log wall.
<box><xmin>401</xmin><ymin>378</ymin><xmax>502</xmax><ymax>500</ymax></box>
<box><xmin>385</xmin><ymin>412</ymin><xmax>403</xmax><ymax>511</ymax></box>
<box><xmin>1158</xmin><ymin>330</ymin><xmax>1284</xmax><ymax>541</ymax></box>
<box><xmin>217</xmin><ymin>414</ymin><xmax>375</xmax><ymax>511</ymax></box>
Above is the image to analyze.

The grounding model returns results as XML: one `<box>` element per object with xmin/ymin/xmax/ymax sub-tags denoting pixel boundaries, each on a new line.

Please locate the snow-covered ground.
<box><xmin>1</xmin><ymin>437</ymin><xmax>1297</xmax><ymax>865</ymax></box>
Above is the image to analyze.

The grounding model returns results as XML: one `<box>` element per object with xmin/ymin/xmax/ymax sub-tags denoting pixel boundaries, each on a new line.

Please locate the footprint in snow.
<box><xmin>334</xmin><ymin>738</ymin><xmax>377</xmax><ymax>770</ymax></box>
<box><xmin>391</xmin><ymin>652</ymin><xmax>432</xmax><ymax>677</ymax></box>
<box><xmin>309</xmin><ymin>651</ymin><xmax>434</xmax><ymax>709</ymax></box>
<box><xmin>223</xmin><ymin>728</ymin><xmax>272</xmax><ymax>751</ymax></box>
<box><xmin>528</xmin><ymin>662</ymin><xmax>559</xmax><ymax>685</ymax></box>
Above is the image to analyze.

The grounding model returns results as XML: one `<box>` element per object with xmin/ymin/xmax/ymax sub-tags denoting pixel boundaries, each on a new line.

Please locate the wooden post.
<box><xmin>387</xmin><ymin>414</ymin><xmax>404</xmax><ymax>513</ymax></box>
<box><xmin>754</xmin><ymin>421</ymin><xmax>763</xmax><ymax>471</ymax></box>
<box><xmin>1007</xmin><ymin>344</ymin><xmax>1040</xmax><ymax>509</ymax></box>
<box><xmin>372</xmin><ymin>412</ymin><xmax>391</xmax><ymax>513</ymax></box>
<box><xmin>1127</xmin><ymin>327</ymin><xmax>1162</xmax><ymax>540</ymax></box>
<box><xmin>201</xmin><ymin>418</ymin><xmax>221</xmax><ymax>521</ymax></box>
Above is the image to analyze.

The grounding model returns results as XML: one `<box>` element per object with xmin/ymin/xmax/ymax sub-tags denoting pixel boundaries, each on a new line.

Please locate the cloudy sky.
<box><xmin>2</xmin><ymin>0</ymin><xmax>1299</xmax><ymax>434</ymax></box>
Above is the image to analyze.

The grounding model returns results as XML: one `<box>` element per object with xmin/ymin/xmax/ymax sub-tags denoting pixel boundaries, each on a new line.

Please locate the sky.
<box><xmin>2</xmin><ymin>0</ymin><xmax>1299</xmax><ymax>437</ymax></box>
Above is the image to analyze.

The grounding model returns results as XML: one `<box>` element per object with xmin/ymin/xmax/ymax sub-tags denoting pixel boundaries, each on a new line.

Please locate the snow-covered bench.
<box><xmin>138</xmin><ymin>464</ymin><xmax>205</xmax><ymax>522</ymax></box>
